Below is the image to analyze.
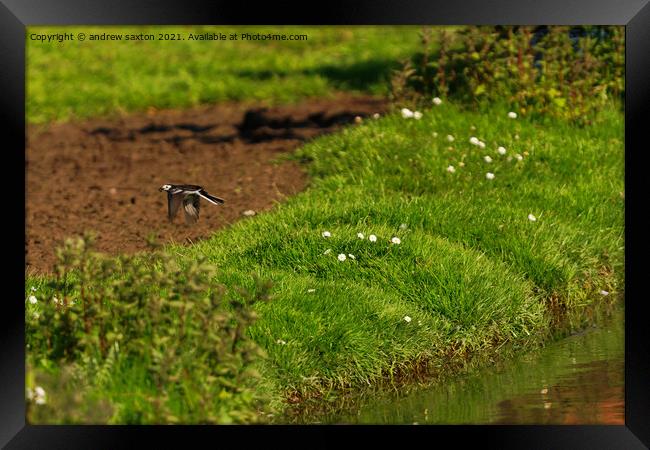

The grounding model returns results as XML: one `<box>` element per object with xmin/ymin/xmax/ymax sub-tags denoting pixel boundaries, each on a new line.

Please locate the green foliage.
<box><xmin>26</xmin><ymin>233</ymin><xmax>272</xmax><ymax>424</ymax></box>
<box><xmin>391</xmin><ymin>26</ymin><xmax>624</xmax><ymax>125</ymax></box>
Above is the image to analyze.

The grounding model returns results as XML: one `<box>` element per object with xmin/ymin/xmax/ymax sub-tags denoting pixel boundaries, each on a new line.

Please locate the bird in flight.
<box><xmin>159</xmin><ymin>184</ymin><xmax>224</xmax><ymax>224</ymax></box>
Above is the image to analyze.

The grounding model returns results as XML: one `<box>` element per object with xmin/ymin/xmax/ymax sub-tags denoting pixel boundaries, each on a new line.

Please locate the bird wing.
<box><xmin>167</xmin><ymin>191</ymin><xmax>183</xmax><ymax>222</ymax></box>
<box><xmin>183</xmin><ymin>194</ymin><xmax>200</xmax><ymax>224</ymax></box>
<box><xmin>198</xmin><ymin>189</ymin><xmax>225</xmax><ymax>206</ymax></box>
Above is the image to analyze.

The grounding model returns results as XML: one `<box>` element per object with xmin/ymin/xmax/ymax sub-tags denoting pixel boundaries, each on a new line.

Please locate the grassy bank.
<box><xmin>25</xmin><ymin>99</ymin><xmax>624</xmax><ymax>423</ymax></box>
<box><xmin>27</xmin><ymin>25</ymin><xmax>423</xmax><ymax>124</ymax></box>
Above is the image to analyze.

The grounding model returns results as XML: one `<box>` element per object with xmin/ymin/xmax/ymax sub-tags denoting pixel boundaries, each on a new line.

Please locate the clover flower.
<box><xmin>323</xmin><ymin>249</ymin><xmax>332</xmax><ymax>255</ymax></box>
<box><xmin>508</xmin><ymin>111</ymin><xmax>517</xmax><ymax>119</ymax></box>
<box><xmin>469</xmin><ymin>136</ymin><xmax>480</xmax><ymax>145</ymax></box>
<box><xmin>478</xmin><ymin>141</ymin><xmax>486</xmax><ymax>149</ymax></box>
<box><xmin>28</xmin><ymin>295</ymin><xmax>37</xmax><ymax>304</ymax></box>
<box><xmin>276</xmin><ymin>339</ymin><xmax>287</xmax><ymax>345</ymax></box>
<box><xmin>322</xmin><ymin>231</ymin><xmax>331</xmax><ymax>238</ymax></box>
<box><xmin>447</xmin><ymin>165</ymin><xmax>456</xmax><ymax>173</ymax></box>
<box><xmin>486</xmin><ymin>172</ymin><xmax>495</xmax><ymax>180</ymax></box>
<box><xmin>357</xmin><ymin>232</ymin><xmax>365</xmax><ymax>239</ymax></box>
<box><xmin>432</xmin><ymin>97</ymin><xmax>442</xmax><ymax>105</ymax></box>
<box><xmin>348</xmin><ymin>254</ymin><xmax>356</xmax><ymax>260</ymax></box>
<box><xmin>528</xmin><ymin>214</ymin><xmax>537</xmax><ymax>222</ymax></box>
<box><xmin>372</xmin><ymin>113</ymin><xmax>380</xmax><ymax>119</ymax></box>
<box><xmin>403</xmin><ymin>316</ymin><xmax>412</xmax><ymax>323</ymax></box>
<box><xmin>515</xmin><ymin>154</ymin><xmax>523</xmax><ymax>161</ymax></box>
<box><xmin>337</xmin><ymin>254</ymin><xmax>347</xmax><ymax>262</ymax></box>
<box><xmin>483</xmin><ymin>155</ymin><xmax>493</xmax><ymax>163</ymax></box>
<box><xmin>369</xmin><ymin>234</ymin><xmax>377</xmax><ymax>242</ymax></box>
<box><xmin>600</xmin><ymin>290</ymin><xmax>609</xmax><ymax>296</ymax></box>
<box><xmin>413</xmin><ymin>111</ymin><xmax>423</xmax><ymax>120</ymax></box>
<box><xmin>446</xmin><ymin>135</ymin><xmax>455</xmax><ymax>142</ymax></box>
<box><xmin>391</xmin><ymin>237</ymin><xmax>401</xmax><ymax>245</ymax></box>
<box><xmin>354</xmin><ymin>116</ymin><xmax>363</xmax><ymax>124</ymax></box>
<box><xmin>497</xmin><ymin>146</ymin><xmax>507</xmax><ymax>155</ymax></box>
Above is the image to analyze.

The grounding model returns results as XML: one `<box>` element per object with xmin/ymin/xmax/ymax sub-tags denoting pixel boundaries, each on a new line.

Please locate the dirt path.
<box><xmin>26</xmin><ymin>95</ymin><xmax>388</xmax><ymax>273</ymax></box>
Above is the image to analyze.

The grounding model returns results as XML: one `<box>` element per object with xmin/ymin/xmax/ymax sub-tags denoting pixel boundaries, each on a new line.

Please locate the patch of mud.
<box><xmin>26</xmin><ymin>95</ymin><xmax>388</xmax><ymax>273</ymax></box>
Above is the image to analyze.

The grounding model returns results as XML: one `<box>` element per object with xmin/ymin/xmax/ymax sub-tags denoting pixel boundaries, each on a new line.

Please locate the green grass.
<box><xmin>26</xmin><ymin>99</ymin><xmax>623</xmax><ymax>423</ymax></box>
<box><xmin>27</xmin><ymin>25</ymin><xmax>425</xmax><ymax>124</ymax></box>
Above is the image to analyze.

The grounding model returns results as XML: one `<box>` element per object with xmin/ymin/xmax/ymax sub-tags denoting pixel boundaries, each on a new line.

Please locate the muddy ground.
<box><xmin>26</xmin><ymin>95</ymin><xmax>388</xmax><ymax>273</ymax></box>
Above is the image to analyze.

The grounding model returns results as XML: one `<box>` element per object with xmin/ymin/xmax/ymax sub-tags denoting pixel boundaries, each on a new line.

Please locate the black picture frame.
<box><xmin>2</xmin><ymin>0</ymin><xmax>649</xmax><ymax>448</ymax></box>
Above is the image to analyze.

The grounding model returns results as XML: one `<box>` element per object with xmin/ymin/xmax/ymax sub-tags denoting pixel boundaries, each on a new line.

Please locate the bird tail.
<box><xmin>199</xmin><ymin>191</ymin><xmax>225</xmax><ymax>206</ymax></box>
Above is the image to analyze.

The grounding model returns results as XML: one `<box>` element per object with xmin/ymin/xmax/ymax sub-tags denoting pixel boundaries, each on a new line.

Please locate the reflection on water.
<box><xmin>319</xmin><ymin>303</ymin><xmax>624</xmax><ymax>425</ymax></box>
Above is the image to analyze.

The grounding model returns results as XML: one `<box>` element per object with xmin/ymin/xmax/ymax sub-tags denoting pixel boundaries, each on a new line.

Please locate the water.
<box><xmin>318</xmin><ymin>303</ymin><xmax>624</xmax><ymax>425</ymax></box>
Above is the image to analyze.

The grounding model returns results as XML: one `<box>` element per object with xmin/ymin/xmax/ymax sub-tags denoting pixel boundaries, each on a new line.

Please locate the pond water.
<box><xmin>314</xmin><ymin>302</ymin><xmax>624</xmax><ymax>425</ymax></box>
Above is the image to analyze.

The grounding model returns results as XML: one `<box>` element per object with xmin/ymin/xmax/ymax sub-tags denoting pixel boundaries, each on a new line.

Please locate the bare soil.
<box><xmin>26</xmin><ymin>95</ymin><xmax>388</xmax><ymax>273</ymax></box>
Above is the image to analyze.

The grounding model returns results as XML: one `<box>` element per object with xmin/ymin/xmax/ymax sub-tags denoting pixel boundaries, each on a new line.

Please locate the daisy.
<box><xmin>446</xmin><ymin>135</ymin><xmax>455</xmax><ymax>142</ymax></box>
<box><xmin>432</xmin><ymin>97</ymin><xmax>442</xmax><ymax>105</ymax></box>
<box><xmin>357</xmin><ymin>232</ymin><xmax>365</xmax><ymax>239</ymax></box>
<box><xmin>403</xmin><ymin>316</ymin><xmax>412</xmax><ymax>323</ymax></box>
<box><xmin>322</xmin><ymin>231</ymin><xmax>331</xmax><ymax>238</ymax></box>
<box><xmin>483</xmin><ymin>155</ymin><xmax>493</xmax><ymax>163</ymax></box>
<box><xmin>413</xmin><ymin>111</ymin><xmax>423</xmax><ymax>120</ymax></box>
<box><xmin>497</xmin><ymin>146</ymin><xmax>507</xmax><ymax>155</ymax></box>
<box><xmin>469</xmin><ymin>136</ymin><xmax>480</xmax><ymax>145</ymax></box>
<box><xmin>401</xmin><ymin>108</ymin><xmax>414</xmax><ymax>119</ymax></box>
<box><xmin>369</xmin><ymin>234</ymin><xmax>377</xmax><ymax>242</ymax></box>
<box><xmin>391</xmin><ymin>237</ymin><xmax>401</xmax><ymax>245</ymax></box>
<box><xmin>528</xmin><ymin>214</ymin><xmax>537</xmax><ymax>222</ymax></box>
<box><xmin>486</xmin><ymin>172</ymin><xmax>495</xmax><ymax>180</ymax></box>
<box><xmin>28</xmin><ymin>295</ymin><xmax>37</xmax><ymax>304</ymax></box>
<box><xmin>337</xmin><ymin>253</ymin><xmax>347</xmax><ymax>262</ymax></box>
<box><xmin>508</xmin><ymin>111</ymin><xmax>517</xmax><ymax>119</ymax></box>
<box><xmin>447</xmin><ymin>165</ymin><xmax>456</xmax><ymax>173</ymax></box>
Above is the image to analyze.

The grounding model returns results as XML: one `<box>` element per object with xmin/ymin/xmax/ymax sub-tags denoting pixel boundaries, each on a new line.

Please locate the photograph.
<box><xmin>22</xmin><ymin>24</ymin><xmax>628</xmax><ymax>427</ymax></box>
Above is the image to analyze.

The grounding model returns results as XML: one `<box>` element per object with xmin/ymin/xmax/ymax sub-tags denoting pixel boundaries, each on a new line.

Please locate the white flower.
<box><xmin>478</xmin><ymin>141</ymin><xmax>486</xmax><ymax>149</ymax></box>
<box><xmin>459</xmin><ymin>161</ymin><xmax>465</xmax><ymax>167</ymax></box>
<box><xmin>483</xmin><ymin>155</ymin><xmax>493</xmax><ymax>163</ymax></box>
<box><xmin>432</xmin><ymin>97</ymin><xmax>442</xmax><ymax>105</ymax></box>
<box><xmin>28</xmin><ymin>295</ymin><xmax>37</xmax><ymax>304</ymax></box>
<box><xmin>348</xmin><ymin>254</ymin><xmax>356</xmax><ymax>260</ymax></box>
<box><xmin>508</xmin><ymin>111</ymin><xmax>517</xmax><ymax>119</ymax></box>
<box><xmin>322</xmin><ymin>231</ymin><xmax>331</xmax><ymax>238</ymax></box>
<box><xmin>323</xmin><ymin>248</ymin><xmax>332</xmax><ymax>255</ymax></box>
<box><xmin>497</xmin><ymin>146</ymin><xmax>507</xmax><ymax>155</ymax></box>
<box><xmin>337</xmin><ymin>253</ymin><xmax>347</xmax><ymax>262</ymax></box>
<box><xmin>391</xmin><ymin>237</ymin><xmax>401</xmax><ymax>245</ymax></box>
<box><xmin>403</xmin><ymin>316</ymin><xmax>412</xmax><ymax>323</ymax></box>
<box><xmin>357</xmin><ymin>232</ymin><xmax>365</xmax><ymax>239</ymax></box>
<box><xmin>446</xmin><ymin>165</ymin><xmax>456</xmax><ymax>173</ymax></box>
<box><xmin>242</xmin><ymin>209</ymin><xmax>256</xmax><ymax>217</ymax></box>
<box><xmin>33</xmin><ymin>312</ymin><xmax>40</xmax><ymax>319</ymax></box>
<box><xmin>53</xmin><ymin>297</ymin><xmax>59</xmax><ymax>305</ymax></box>
<box><xmin>369</xmin><ymin>234</ymin><xmax>377</xmax><ymax>242</ymax></box>
<box><xmin>372</xmin><ymin>113</ymin><xmax>380</xmax><ymax>119</ymax></box>
<box><xmin>401</xmin><ymin>108</ymin><xmax>414</xmax><ymax>119</ymax></box>
<box><xmin>514</xmin><ymin>134</ymin><xmax>520</xmax><ymax>140</ymax></box>
<box><xmin>469</xmin><ymin>136</ymin><xmax>480</xmax><ymax>145</ymax></box>
<box><xmin>446</xmin><ymin>135</ymin><xmax>455</xmax><ymax>142</ymax></box>
<box><xmin>33</xmin><ymin>386</ymin><xmax>46</xmax><ymax>405</ymax></box>
<box><xmin>31</xmin><ymin>286</ymin><xmax>37</xmax><ymax>292</ymax></box>
<box><xmin>432</xmin><ymin>132</ymin><xmax>438</xmax><ymax>138</ymax></box>
<box><xmin>354</xmin><ymin>115</ymin><xmax>363</xmax><ymax>124</ymax></box>
<box><xmin>399</xmin><ymin>223</ymin><xmax>408</xmax><ymax>230</ymax></box>
<box><xmin>515</xmin><ymin>154</ymin><xmax>523</xmax><ymax>161</ymax></box>
<box><xmin>276</xmin><ymin>339</ymin><xmax>287</xmax><ymax>345</ymax></box>
<box><xmin>413</xmin><ymin>111</ymin><xmax>423</xmax><ymax>120</ymax></box>
<box><xmin>486</xmin><ymin>172</ymin><xmax>495</xmax><ymax>180</ymax></box>
<box><xmin>600</xmin><ymin>290</ymin><xmax>610</xmax><ymax>296</ymax></box>
<box><xmin>307</xmin><ymin>289</ymin><xmax>316</xmax><ymax>293</ymax></box>
<box><xmin>528</xmin><ymin>214</ymin><xmax>537</xmax><ymax>222</ymax></box>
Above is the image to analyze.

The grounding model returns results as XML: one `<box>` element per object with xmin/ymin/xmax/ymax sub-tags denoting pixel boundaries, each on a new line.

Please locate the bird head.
<box><xmin>159</xmin><ymin>184</ymin><xmax>172</xmax><ymax>192</ymax></box>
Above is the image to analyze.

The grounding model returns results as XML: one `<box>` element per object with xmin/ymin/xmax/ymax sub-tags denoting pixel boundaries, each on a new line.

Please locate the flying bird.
<box><xmin>159</xmin><ymin>184</ymin><xmax>224</xmax><ymax>224</ymax></box>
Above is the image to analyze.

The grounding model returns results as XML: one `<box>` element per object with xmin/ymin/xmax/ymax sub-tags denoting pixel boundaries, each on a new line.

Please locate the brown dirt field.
<box><xmin>26</xmin><ymin>95</ymin><xmax>388</xmax><ymax>274</ymax></box>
